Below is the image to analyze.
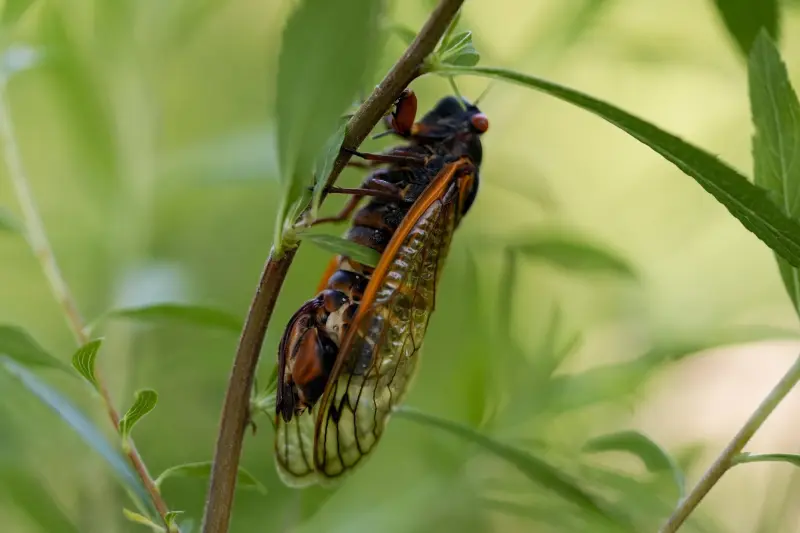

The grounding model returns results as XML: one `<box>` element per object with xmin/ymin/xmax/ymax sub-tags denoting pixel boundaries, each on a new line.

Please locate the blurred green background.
<box><xmin>3</xmin><ymin>0</ymin><xmax>800</xmax><ymax>532</ymax></box>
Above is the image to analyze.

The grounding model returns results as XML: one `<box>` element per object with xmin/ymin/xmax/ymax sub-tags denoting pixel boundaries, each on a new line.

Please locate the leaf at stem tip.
<box><xmin>394</xmin><ymin>406</ymin><xmax>625</xmax><ymax>524</ymax></box>
<box><xmin>119</xmin><ymin>389</ymin><xmax>158</xmax><ymax>443</ymax></box>
<box><xmin>712</xmin><ymin>0</ymin><xmax>779</xmax><ymax>58</ymax></box>
<box><xmin>733</xmin><ymin>452</ymin><xmax>800</xmax><ymax>468</ymax></box>
<box><xmin>0</xmin><ymin>324</ymin><xmax>70</xmax><ymax>371</ymax></box>
<box><xmin>123</xmin><ymin>508</ymin><xmax>164</xmax><ymax>532</ymax></box>
<box><xmin>433</xmin><ymin>65</ymin><xmax>800</xmax><ymax>269</ymax></box>
<box><xmin>583</xmin><ymin>430</ymin><xmax>686</xmax><ymax>499</ymax></box>
<box><xmin>154</xmin><ymin>461</ymin><xmax>266</xmax><ymax>494</ymax></box>
<box><xmin>1</xmin><ymin>358</ymin><xmax>155</xmax><ymax>515</ymax></box>
<box><xmin>300</xmin><ymin>232</ymin><xmax>381</xmax><ymax>268</ymax></box>
<box><xmin>95</xmin><ymin>303</ymin><xmax>242</xmax><ymax>334</ymax></box>
<box><xmin>70</xmin><ymin>338</ymin><xmax>102</xmax><ymax>390</ymax></box>
<box><xmin>748</xmin><ymin>30</ymin><xmax>800</xmax><ymax>316</ymax></box>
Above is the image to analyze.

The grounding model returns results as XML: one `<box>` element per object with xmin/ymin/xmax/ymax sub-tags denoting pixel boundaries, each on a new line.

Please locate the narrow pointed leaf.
<box><xmin>712</xmin><ymin>0</ymin><xmax>779</xmax><ymax>58</ymax></box>
<box><xmin>154</xmin><ymin>461</ymin><xmax>266</xmax><ymax>494</ymax></box>
<box><xmin>733</xmin><ymin>452</ymin><xmax>800</xmax><ymax>467</ymax></box>
<box><xmin>301</xmin><ymin>232</ymin><xmax>381</xmax><ymax>267</ymax></box>
<box><xmin>97</xmin><ymin>303</ymin><xmax>242</xmax><ymax>333</ymax></box>
<box><xmin>123</xmin><ymin>509</ymin><xmax>163</xmax><ymax>532</ymax></box>
<box><xmin>119</xmin><ymin>389</ymin><xmax>158</xmax><ymax>442</ymax></box>
<box><xmin>395</xmin><ymin>406</ymin><xmax>623</xmax><ymax>523</ymax></box>
<box><xmin>583</xmin><ymin>430</ymin><xmax>685</xmax><ymax>499</ymax></box>
<box><xmin>1</xmin><ymin>358</ymin><xmax>154</xmax><ymax>515</ymax></box>
<box><xmin>749</xmin><ymin>31</ymin><xmax>800</xmax><ymax>315</ymax></box>
<box><xmin>0</xmin><ymin>324</ymin><xmax>70</xmax><ymax>371</ymax></box>
<box><xmin>433</xmin><ymin>65</ymin><xmax>800</xmax><ymax>268</ymax></box>
<box><xmin>70</xmin><ymin>338</ymin><xmax>102</xmax><ymax>390</ymax></box>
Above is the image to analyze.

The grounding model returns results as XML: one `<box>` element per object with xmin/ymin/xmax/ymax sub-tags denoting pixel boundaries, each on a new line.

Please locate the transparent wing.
<box><xmin>274</xmin><ymin>407</ymin><xmax>319</xmax><ymax>487</ymax></box>
<box><xmin>312</xmin><ymin>174</ymin><xmax>462</xmax><ymax>482</ymax></box>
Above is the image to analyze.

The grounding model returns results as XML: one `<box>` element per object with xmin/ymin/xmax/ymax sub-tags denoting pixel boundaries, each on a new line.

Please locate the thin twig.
<box><xmin>0</xmin><ymin>87</ymin><xmax>175</xmax><ymax>530</ymax></box>
<box><xmin>659</xmin><ymin>354</ymin><xmax>800</xmax><ymax>533</ymax></box>
<box><xmin>200</xmin><ymin>1</ymin><xmax>465</xmax><ymax>532</ymax></box>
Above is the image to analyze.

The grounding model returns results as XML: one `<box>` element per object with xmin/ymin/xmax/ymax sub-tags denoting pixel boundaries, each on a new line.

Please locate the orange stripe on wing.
<box><xmin>313</xmin><ymin>157</ymin><xmax>470</xmax><ymax>435</ymax></box>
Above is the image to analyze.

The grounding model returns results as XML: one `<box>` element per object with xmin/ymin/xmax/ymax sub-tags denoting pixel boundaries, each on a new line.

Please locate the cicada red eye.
<box><xmin>470</xmin><ymin>113</ymin><xmax>489</xmax><ymax>133</ymax></box>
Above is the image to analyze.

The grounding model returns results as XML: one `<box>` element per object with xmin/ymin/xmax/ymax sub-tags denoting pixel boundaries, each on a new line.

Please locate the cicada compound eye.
<box><xmin>470</xmin><ymin>113</ymin><xmax>489</xmax><ymax>133</ymax></box>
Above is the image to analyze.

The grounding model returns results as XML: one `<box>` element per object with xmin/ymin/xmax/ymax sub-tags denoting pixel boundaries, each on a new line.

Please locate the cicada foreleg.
<box><xmin>311</xmin><ymin>176</ymin><xmax>406</xmax><ymax>227</ymax></box>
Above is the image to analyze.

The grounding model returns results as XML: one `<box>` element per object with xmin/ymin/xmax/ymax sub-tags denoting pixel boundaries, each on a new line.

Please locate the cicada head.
<box><xmin>412</xmin><ymin>96</ymin><xmax>488</xmax><ymax>166</ymax></box>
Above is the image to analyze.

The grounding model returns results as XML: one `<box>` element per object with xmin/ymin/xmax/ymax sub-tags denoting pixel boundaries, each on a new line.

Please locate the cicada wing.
<box><xmin>274</xmin><ymin>409</ymin><xmax>319</xmax><ymax>488</ymax></box>
<box><xmin>312</xmin><ymin>162</ymin><xmax>468</xmax><ymax>483</ymax></box>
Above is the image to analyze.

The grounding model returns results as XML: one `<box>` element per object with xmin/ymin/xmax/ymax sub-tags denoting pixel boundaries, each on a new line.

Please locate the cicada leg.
<box><xmin>341</xmin><ymin>146</ymin><xmax>426</xmax><ymax>166</ymax></box>
<box><xmin>311</xmin><ymin>177</ymin><xmax>405</xmax><ymax>227</ymax></box>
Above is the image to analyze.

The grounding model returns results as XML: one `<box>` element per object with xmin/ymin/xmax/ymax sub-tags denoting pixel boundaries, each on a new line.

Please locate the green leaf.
<box><xmin>95</xmin><ymin>303</ymin><xmax>242</xmax><ymax>334</ymax></box>
<box><xmin>749</xmin><ymin>31</ymin><xmax>800</xmax><ymax>315</ymax></box>
<box><xmin>165</xmin><ymin>511</ymin><xmax>183</xmax><ymax>532</ymax></box>
<box><xmin>511</xmin><ymin>232</ymin><xmax>636</xmax><ymax>278</ymax></box>
<box><xmin>154</xmin><ymin>461</ymin><xmax>266</xmax><ymax>494</ymax></box>
<box><xmin>274</xmin><ymin>0</ymin><xmax>384</xmax><ymax>249</ymax></box>
<box><xmin>123</xmin><ymin>509</ymin><xmax>164</xmax><ymax>532</ymax></box>
<box><xmin>70</xmin><ymin>338</ymin><xmax>102</xmax><ymax>390</ymax></box>
<box><xmin>300</xmin><ymin>232</ymin><xmax>381</xmax><ymax>268</ymax></box>
<box><xmin>583</xmin><ymin>430</ymin><xmax>685</xmax><ymax>499</ymax></box>
<box><xmin>0</xmin><ymin>207</ymin><xmax>21</xmax><ymax>233</ymax></box>
<box><xmin>433</xmin><ymin>65</ymin><xmax>800</xmax><ymax>268</ymax></box>
<box><xmin>437</xmin><ymin>7</ymin><xmax>462</xmax><ymax>52</ymax></box>
<box><xmin>311</xmin><ymin>122</ymin><xmax>347</xmax><ymax>219</ymax></box>
<box><xmin>0</xmin><ymin>324</ymin><xmax>70</xmax><ymax>371</ymax></box>
<box><xmin>733</xmin><ymin>452</ymin><xmax>800</xmax><ymax>467</ymax></box>
<box><xmin>713</xmin><ymin>0</ymin><xmax>779</xmax><ymax>57</ymax></box>
<box><xmin>119</xmin><ymin>389</ymin><xmax>158</xmax><ymax>443</ymax></box>
<box><xmin>395</xmin><ymin>406</ymin><xmax>624</xmax><ymax>524</ymax></box>
<box><xmin>1</xmin><ymin>358</ymin><xmax>155</xmax><ymax>516</ymax></box>
<box><xmin>439</xmin><ymin>31</ymin><xmax>481</xmax><ymax>67</ymax></box>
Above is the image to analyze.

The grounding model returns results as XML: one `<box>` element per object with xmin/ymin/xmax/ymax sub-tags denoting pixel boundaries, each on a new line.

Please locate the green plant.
<box><xmin>2</xmin><ymin>0</ymin><xmax>799</xmax><ymax>532</ymax></box>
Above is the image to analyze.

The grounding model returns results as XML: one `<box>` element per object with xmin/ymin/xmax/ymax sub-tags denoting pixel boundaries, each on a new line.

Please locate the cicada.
<box><xmin>274</xmin><ymin>89</ymin><xmax>489</xmax><ymax>487</ymax></box>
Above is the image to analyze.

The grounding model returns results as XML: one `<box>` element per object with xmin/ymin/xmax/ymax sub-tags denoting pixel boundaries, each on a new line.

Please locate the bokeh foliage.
<box><xmin>2</xmin><ymin>1</ymin><xmax>800</xmax><ymax>532</ymax></box>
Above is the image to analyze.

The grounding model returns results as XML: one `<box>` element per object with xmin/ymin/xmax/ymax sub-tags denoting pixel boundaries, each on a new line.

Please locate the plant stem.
<box><xmin>0</xmin><ymin>87</ymin><xmax>175</xmax><ymax>531</ymax></box>
<box><xmin>659</xmin><ymin>354</ymin><xmax>800</xmax><ymax>533</ymax></box>
<box><xmin>199</xmin><ymin>1</ymin><xmax>465</xmax><ymax>532</ymax></box>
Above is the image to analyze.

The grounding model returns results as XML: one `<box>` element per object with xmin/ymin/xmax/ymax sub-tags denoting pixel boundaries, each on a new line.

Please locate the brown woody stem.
<box><xmin>199</xmin><ymin>1</ymin><xmax>465</xmax><ymax>532</ymax></box>
<box><xmin>659</xmin><ymin>354</ymin><xmax>800</xmax><ymax>532</ymax></box>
